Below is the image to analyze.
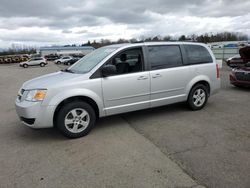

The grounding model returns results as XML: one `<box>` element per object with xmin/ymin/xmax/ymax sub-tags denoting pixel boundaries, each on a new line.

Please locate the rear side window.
<box><xmin>184</xmin><ymin>45</ymin><xmax>213</xmax><ymax>65</ymax></box>
<box><xmin>148</xmin><ymin>45</ymin><xmax>183</xmax><ymax>70</ymax></box>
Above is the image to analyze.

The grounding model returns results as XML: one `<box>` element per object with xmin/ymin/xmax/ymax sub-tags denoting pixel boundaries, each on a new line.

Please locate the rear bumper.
<box><xmin>15</xmin><ymin>99</ymin><xmax>56</xmax><ymax>128</ymax></box>
<box><xmin>210</xmin><ymin>78</ymin><xmax>221</xmax><ymax>95</ymax></box>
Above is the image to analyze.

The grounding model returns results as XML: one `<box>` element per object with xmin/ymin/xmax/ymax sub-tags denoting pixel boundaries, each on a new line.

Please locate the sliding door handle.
<box><xmin>137</xmin><ymin>76</ymin><xmax>148</xmax><ymax>80</ymax></box>
<box><xmin>152</xmin><ymin>73</ymin><xmax>162</xmax><ymax>78</ymax></box>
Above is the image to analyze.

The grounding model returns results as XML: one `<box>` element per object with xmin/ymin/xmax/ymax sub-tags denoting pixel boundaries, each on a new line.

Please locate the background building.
<box><xmin>208</xmin><ymin>41</ymin><xmax>250</xmax><ymax>60</ymax></box>
<box><xmin>39</xmin><ymin>46</ymin><xmax>95</xmax><ymax>56</ymax></box>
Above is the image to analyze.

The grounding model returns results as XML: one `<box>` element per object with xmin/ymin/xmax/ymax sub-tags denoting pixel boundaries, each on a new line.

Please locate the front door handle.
<box><xmin>152</xmin><ymin>73</ymin><xmax>162</xmax><ymax>78</ymax></box>
<box><xmin>137</xmin><ymin>76</ymin><xmax>148</xmax><ymax>80</ymax></box>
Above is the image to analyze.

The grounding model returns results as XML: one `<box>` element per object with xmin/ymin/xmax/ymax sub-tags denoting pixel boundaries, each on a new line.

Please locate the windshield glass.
<box><xmin>68</xmin><ymin>46</ymin><xmax>119</xmax><ymax>73</ymax></box>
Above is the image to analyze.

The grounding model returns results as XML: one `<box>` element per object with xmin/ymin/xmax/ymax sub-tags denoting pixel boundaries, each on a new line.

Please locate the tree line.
<box><xmin>0</xmin><ymin>48</ymin><xmax>36</xmax><ymax>56</ymax></box>
<box><xmin>0</xmin><ymin>31</ymin><xmax>248</xmax><ymax>55</ymax></box>
<box><xmin>82</xmin><ymin>32</ymin><xmax>248</xmax><ymax>48</ymax></box>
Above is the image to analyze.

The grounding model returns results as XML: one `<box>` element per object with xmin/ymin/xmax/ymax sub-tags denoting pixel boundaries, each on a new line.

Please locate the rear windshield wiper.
<box><xmin>61</xmin><ymin>69</ymin><xmax>75</xmax><ymax>73</ymax></box>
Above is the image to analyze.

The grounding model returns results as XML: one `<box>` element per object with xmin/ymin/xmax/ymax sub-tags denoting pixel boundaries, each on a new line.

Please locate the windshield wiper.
<box><xmin>61</xmin><ymin>69</ymin><xmax>75</xmax><ymax>73</ymax></box>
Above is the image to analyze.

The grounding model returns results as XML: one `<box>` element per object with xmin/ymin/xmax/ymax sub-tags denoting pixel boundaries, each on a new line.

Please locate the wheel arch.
<box><xmin>53</xmin><ymin>95</ymin><xmax>100</xmax><ymax>127</ymax></box>
<box><xmin>186</xmin><ymin>76</ymin><xmax>211</xmax><ymax>98</ymax></box>
<box><xmin>192</xmin><ymin>80</ymin><xmax>210</xmax><ymax>95</ymax></box>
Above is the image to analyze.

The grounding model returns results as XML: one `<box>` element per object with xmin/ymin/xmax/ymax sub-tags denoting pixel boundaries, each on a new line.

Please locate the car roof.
<box><xmin>105</xmin><ymin>42</ymin><xmax>207</xmax><ymax>48</ymax></box>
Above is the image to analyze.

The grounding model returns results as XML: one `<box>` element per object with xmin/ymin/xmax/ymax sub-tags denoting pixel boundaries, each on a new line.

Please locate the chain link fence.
<box><xmin>211</xmin><ymin>47</ymin><xmax>240</xmax><ymax>61</ymax></box>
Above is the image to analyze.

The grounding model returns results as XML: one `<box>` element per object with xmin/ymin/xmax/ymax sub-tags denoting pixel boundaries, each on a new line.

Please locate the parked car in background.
<box><xmin>72</xmin><ymin>54</ymin><xmax>85</xmax><ymax>58</ymax></box>
<box><xmin>239</xmin><ymin>46</ymin><xmax>250</xmax><ymax>64</ymax></box>
<box><xmin>226</xmin><ymin>55</ymin><xmax>244</xmax><ymax>68</ymax></box>
<box><xmin>54</xmin><ymin>56</ymin><xmax>72</xmax><ymax>64</ymax></box>
<box><xmin>20</xmin><ymin>57</ymin><xmax>47</xmax><ymax>68</ymax></box>
<box><xmin>63</xmin><ymin>57</ymin><xmax>81</xmax><ymax>65</ymax></box>
<box><xmin>45</xmin><ymin>54</ymin><xmax>61</xmax><ymax>61</ymax></box>
<box><xmin>15</xmin><ymin>42</ymin><xmax>220</xmax><ymax>138</ymax></box>
<box><xmin>224</xmin><ymin>44</ymin><xmax>238</xmax><ymax>48</ymax></box>
<box><xmin>226</xmin><ymin>47</ymin><xmax>250</xmax><ymax>68</ymax></box>
<box><xmin>230</xmin><ymin>62</ymin><xmax>250</xmax><ymax>87</ymax></box>
<box><xmin>211</xmin><ymin>44</ymin><xmax>223</xmax><ymax>49</ymax></box>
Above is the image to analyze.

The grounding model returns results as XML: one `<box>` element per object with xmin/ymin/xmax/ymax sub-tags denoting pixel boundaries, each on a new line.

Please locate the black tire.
<box><xmin>57</xmin><ymin>61</ymin><xmax>61</xmax><ymax>64</ymax></box>
<box><xmin>187</xmin><ymin>84</ymin><xmax>208</xmax><ymax>110</ymax></box>
<box><xmin>40</xmin><ymin>62</ymin><xmax>45</xmax><ymax>67</ymax></box>
<box><xmin>234</xmin><ymin>85</ymin><xmax>244</xmax><ymax>88</ymax></box>
<box><xmin>56</xmin><ymin>101</ymin><xmax>96</xmax><ymax>138</ymax></box>
<box><xmin>23</xmin><ymin>64</ymin><xmax>28</xmax><ymax>68</ymax></box>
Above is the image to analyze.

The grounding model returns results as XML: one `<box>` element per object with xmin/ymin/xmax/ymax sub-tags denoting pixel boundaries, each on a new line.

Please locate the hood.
<box><xmin>22</xmin><ymin>71</ymin><xmax>88</xmax><ymax>90</ymax></box>
<box><xmin>239</xmin><ymin>47</ymin><xmax>250</xmax><ymax>62</ymax></box>
<box><xmin>233</xmin><ymin>64</ymin><xmax>250</xmax><ymax>72</ymax></box>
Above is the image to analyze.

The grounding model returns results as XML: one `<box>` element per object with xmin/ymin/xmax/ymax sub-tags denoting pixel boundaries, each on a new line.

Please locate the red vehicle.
<box><xmin>226</xmin><ymin>46</ymin><xmax>250</xmax><ymax>68</ymax></box>
<box><xmin>229</xmin><ymin>46</ymin><xmax>250</xmax><ymax>88</ymax></box>
<box><xmin>230</xmin><ymin>62</ymin><xmax>250</xmax><ymax>87</ymax></box>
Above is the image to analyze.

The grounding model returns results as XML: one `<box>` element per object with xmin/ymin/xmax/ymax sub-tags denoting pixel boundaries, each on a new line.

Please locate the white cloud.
<box><xmin>0</xmin><ymin>0</ymin><xmax>249</xmax><ymax>47</ymax></box>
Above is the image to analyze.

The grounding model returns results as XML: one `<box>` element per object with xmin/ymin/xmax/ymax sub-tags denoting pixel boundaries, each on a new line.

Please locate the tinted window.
<box><xmin>184</xmin><ymin>45</ymin><xmax>213</xmax><ymax>65</ymax></box>
<box><xmin>148</xmin><ymin>45</ymin><xmax>182</xmax><ymax>70</ymax></box>
<box><xmin>110</xmin><ymin>48</ymin><xmax>143</xmax><ymax>75</ymax></box>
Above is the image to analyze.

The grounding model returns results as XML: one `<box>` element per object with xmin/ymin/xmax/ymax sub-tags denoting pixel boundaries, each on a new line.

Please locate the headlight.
<box><xmin>25</xmin><ymin>89</ymin><xmax>47</xmax><ymax>102</ymax></box>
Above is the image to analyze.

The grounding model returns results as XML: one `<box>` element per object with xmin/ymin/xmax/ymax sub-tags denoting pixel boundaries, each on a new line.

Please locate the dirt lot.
<box><xmin>0</xmin><ymin>62</ymin><xmax>249</xmax><ymax>188</ymax></box>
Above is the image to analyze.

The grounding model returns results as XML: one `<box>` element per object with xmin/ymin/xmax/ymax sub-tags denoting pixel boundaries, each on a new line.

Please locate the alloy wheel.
<box><xmin>193</xmin><ymin>88</ymin><xmax>206</xmax><ymax>107</ymax></box>
<box><xmin>64</xmin><ymin>108</ymin><xmax>90</xmax><ymax>133</ymax></box>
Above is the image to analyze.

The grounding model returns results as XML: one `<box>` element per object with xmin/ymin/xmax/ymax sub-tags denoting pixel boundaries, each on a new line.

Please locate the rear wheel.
<box><xmin>56</xmin><ymin>101</ymin><xmax>96</xmax><ymax>138</ymax></box>
<box><xmin>187</xmin><ymin>84</ymin><xmax>208</xmax><ymax>110</ymax></box>
<box><xmin>23</xmin><ymin>64</ymin><xmax>28</xmax><ymax>68</ymax></box>
<box><xmin>234</xmin><ymin>84</ymin><xmax>245</xmax><ymax>88</ymax></box>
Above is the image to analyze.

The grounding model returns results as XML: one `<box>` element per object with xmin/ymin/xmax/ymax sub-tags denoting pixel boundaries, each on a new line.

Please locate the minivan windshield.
<box><xmin>68</xmin><ymin>46</ymin><xmax>119</xmax><ymax>74</ymax></box>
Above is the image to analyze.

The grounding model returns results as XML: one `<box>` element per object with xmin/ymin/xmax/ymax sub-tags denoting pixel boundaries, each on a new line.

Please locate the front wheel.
<box><xmin>40</xmin><ymin>62</ymin><xmax>45</xmax><ymax>67</ymax></box>
<box><xmin>187</xmin><ymin>84</ymin><xmax>208</xmax><ymax>110</ymax></box>
<box><xmin>23</xmin><ymin>64</ymin><xmax>28</xmax><ymax>68</ymax></box>
<box><xmin>56</xmin><ymin>101</ymin><xmax>96</xmax><ymax>138</ymax></box>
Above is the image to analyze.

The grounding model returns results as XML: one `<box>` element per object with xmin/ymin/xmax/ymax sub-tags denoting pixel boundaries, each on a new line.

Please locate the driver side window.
<box><xmin>109</xmin><ymin>48</ymin><xmax>144</xmax><ymax>75</ymax></box>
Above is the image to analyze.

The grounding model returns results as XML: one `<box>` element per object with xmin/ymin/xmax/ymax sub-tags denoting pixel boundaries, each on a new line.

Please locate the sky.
<box><xmin>0</xmin><ymin>0</ymin><xmax>250</xmax><ymax>48</ymax></box>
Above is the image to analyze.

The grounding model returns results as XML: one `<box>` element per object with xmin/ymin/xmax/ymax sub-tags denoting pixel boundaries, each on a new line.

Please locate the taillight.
<box><xmin>216</xmin><ymin>64</ymin><xmax>220</xmax><ymax>79</ymax></box>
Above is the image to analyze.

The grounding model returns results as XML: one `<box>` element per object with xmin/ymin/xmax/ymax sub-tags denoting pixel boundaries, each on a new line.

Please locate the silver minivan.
<box><xmin>15</xmin><ymin>42</ymin><xmax>220</xmax><ymax>138</ymax></box>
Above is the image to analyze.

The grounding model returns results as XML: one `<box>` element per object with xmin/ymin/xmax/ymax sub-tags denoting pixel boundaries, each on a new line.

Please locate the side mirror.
<box><xmin>101</xmin><ymin>64</ymin><xmax>117</xmax><ymax>77</ymax></box>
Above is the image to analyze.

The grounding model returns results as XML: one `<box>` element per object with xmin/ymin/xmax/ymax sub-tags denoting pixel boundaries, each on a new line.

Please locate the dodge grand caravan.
<box><xmin>15</xmin><ymin>42</ymin><xmax>220</xmax><ymax>138</ymax></box>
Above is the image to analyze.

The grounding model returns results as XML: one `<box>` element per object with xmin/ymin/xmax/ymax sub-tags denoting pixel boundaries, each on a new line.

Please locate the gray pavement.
<box><xmin>122</xmin><ymin>66</ymin><xmax>250</xmax><ymax>188</ymax></box>
<box><xmin>0</xmin><ymin>63</ymin><xmax>203</xmax><ymax>188</ymax></box>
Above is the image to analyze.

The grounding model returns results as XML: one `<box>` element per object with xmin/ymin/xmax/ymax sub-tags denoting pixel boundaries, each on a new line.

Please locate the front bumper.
<box><xmin>230</xmin><ymin>74</ymin><xmax>250</xmax><ymax>87</ymax></box>
<box><xmin>15</xmin><ymin>99</ymin><xmax>56</xmax><ymax>128</ymax></box>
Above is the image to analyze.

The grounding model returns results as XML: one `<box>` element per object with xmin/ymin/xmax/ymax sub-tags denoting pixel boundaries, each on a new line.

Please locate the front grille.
<box><xmin>235</xmin><ymin>72</ymin><xmax>250</xmax><ymax>81</ymax></box>
<box><xmin>17</xmin><ymin>89</ymin><xmax>25</xmax><ymax>102</ymax></box>
<box><xmin>20</xmin><ymin>117</ymin><xmax>35</xmax><ymax>125</ymax></box>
